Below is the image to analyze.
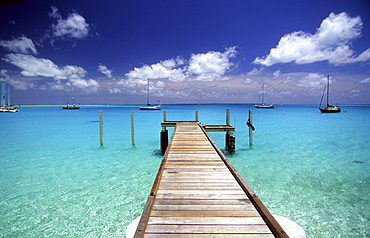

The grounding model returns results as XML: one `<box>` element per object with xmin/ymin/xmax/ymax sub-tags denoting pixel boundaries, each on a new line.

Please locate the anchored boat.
<box><xmin>0</xmin><ymin>82</ymin><xmax>19</xmax><ymax>113</ymax></box>
<box><xmin>139</xmin><ymin>79</ymin><xmax>161</xmax><ymax>110</ymax></box>
<box><xmin>62</xmin><ymin>84</ymin><xmax>80</xmax><ymax>110</ymax></box>
<box><xmin>255</xmin><ymin>84</ymin><xmax>274</xmax><ymax>108</ymax></box>
<box><xmin>319</xmin><ymin>75</ymin><xmax>341</xmax><ymax>113</ymax></box>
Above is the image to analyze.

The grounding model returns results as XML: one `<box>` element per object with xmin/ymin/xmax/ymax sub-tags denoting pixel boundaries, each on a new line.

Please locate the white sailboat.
<box><xmin>0</xmin><ymin>82</ymin><xmax>19</xmax><ymax>113</ymax></box>
<box><xmin>139</xmin><ymin>79</ymin><xmax>161</xmax><ymax>110</ymax></box>
<box><xmin>255</xmin><ymin>84</ymin><xmax>274</xmax><ymax>109</ymax></box>
<box><xmin>62</xmin><ymin>84</ymin><xmax>80</xmax><ymax>110</ymax></box>
<box><xmin>319</xmin><ymin>75</ymin><xmax>341</xmax><ymax>113</ymax></box>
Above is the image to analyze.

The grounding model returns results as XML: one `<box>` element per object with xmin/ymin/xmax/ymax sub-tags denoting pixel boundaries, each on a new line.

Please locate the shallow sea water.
<box><xmin>1</xmin><ymin>104</ymin><xmax>369</xmax><ymax>237</ymax></box>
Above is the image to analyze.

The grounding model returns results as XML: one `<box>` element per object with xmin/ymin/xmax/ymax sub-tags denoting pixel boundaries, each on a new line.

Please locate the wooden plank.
<box><xmin>167</xmin><ymin>155</ymin><xmax>221</xmax><ymax>160</ymax></box>
<box><xmin>152</xmin><ymin>204</ymin><xmax>257</xmax><ymax>211</ymax></box>
<box><xmin>148</xmin><ymin>216</ymin><xmax>266</xmax><ymax>225</ymax></box>
<box><xmin>165</xmin><ymin>162</ymin><xmax>225</xmax><ymax>166</ymax></box>
<box><xmin>155</xmin><ymin>193</ymin><xmax>250</xmax><ymax>200</ymax></box>
<box><xmin>145</xmin><ymin>224</ymin><xmax>271</xmax><ymax>234</ymax></box>
<box><xmin>171</xmin><ymin>141</ymin><xmax>210</xmax><ymax>145</ymax></box>
<box><xmin>150</xmin><ymin>210</ymin><xmax>261</xmax><ymax>217</ymax></box>
<box><xmin>158</xmin><ymin>184</ymin><xmax>241</xmax><ymax>190</ymax></box>
<box><xmin>143</xmin><ymin>234</ymin><xmax>274</xmax><ymax>238</ymax></box>
<box><xmin>161</xmin><ymin>172</ymin><xmax>234</xmax><ymax>177</ymax></box>
<box><xmin>134</xmin><ymin>195</ymin><xmax>155</xmax><ymax>237</ymax></box>
<box><xmin>156</xmin><ymin>188</ymin><xmax>245</xmax><ymax>194</ymax></box>
<box><xmin>163</xmin><ymin>167</ymin><xmax>230</xmax><ymax>172</ymax></box>
<box><xmin>168</xmin><ymin>151</ymin><xmax>219</xmax><ymax>154</ymax></box>
<box><xmin>153</xmin><ymin>199</ymin><xmax>251</xmax><ymax>205</ymax></box>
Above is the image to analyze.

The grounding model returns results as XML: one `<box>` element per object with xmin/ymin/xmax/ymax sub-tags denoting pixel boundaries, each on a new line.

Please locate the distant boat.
<box><xmin>319</xmin><ymin>75</ymin><xmax>341</xmax><ymax>113</ymax></box>
<box><xmin>255</xmin><ymin>84</ymin><xmax>274</xmax><ymax>109</ymax></box>
<box><xmin>0</xmin><ymin>82</ymin><xmax>19</xmax><ymax>113</ymax></box>
<box><xmin>139</xmin><ymin>79</ymin><xmax>161</xmax><ymax>110</ymax></box>
<box><xmin>0</xmin><ymin>105</ymin><xmax>19</xmax><ymax>112</ymax></box>
<box><xmin>62</xmin><ymin>85</ymin><xmax>80</xmax><ymax>110</ymax></box>
<box><xmin>62</xmin><ymin>104</ymin><xmax>80</xmax><ymax>110</ymax></box>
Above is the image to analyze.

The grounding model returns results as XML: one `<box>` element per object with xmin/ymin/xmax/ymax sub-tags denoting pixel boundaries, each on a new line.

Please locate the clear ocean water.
<box><xmin>1</xmin><ymin>104</ymin><xmax>369</xmax><ymax>237</ymax></box>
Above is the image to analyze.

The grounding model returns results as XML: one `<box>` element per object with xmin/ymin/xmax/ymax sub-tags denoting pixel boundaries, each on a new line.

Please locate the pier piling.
<box><xmin>225</xmin><ymin>109</ymin><xmax>235</xmax><ymax>152</ymax></box>
<box><xmin>130</xmin><ymin>111</ymin><xmax>135</xmax><ymax>146</ymax></box>
<box><xmin>247</xmin><ymin>109</ymin><xmax>254</xmax><ymax>145</ymax></box>
<box><xmin>226</xmin><ymin>109</ymin><xmax>230</xmax><ymax>125</ymax></box>
<box><xmin>163</xmin><ymin>110</ymin><xmax>167</xmax><ymax>122</ymax></box>
<box><xmin>160</xmin><ymin>128</ymin><xmax>168</xmax><ymax>153</ymax></box>
<box><xmin>161</xmin><ymin>110</ymin><xmax>168</xmax><ymax>153</ymax></box>
<box><xmin>99</xmin><ymin>110</ymin><xmax>103</xmax><ymax>146</ymax></box>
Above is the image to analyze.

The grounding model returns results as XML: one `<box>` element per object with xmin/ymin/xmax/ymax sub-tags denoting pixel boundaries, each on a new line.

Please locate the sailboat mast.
<box><xmin>7</xmin><ymin>84</ymin><xmax>10</xmax><ymax>106</ymax></box>
<box><xmin>66</xmin><ymin>86</ymin><xmax>69</xmax><ymax>105</ymax></box>
<box><xmin>1</xmin><ymin>82</ymin><xmax>5</xmax><ymax>106</ymax></box>
<box><xmin>261</xmin><ymin>84</ymin><xmax>265</xmax><ymax>104</ymax></box>
<box><xmin>326</xmin><ymin>75</ymin><xmax>330</xmax><ymax>107</ymax></box>
<box><xmin>146</xmin><ymin>79</ymin><xmax>150</xmax><ymax>105</ymax></box>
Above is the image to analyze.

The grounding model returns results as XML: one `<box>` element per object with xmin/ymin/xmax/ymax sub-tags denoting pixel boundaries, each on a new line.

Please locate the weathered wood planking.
<box><xmin>135</xmin><ymin>122</ymin><xmax>288</xmax><ymax>238</ymax></box>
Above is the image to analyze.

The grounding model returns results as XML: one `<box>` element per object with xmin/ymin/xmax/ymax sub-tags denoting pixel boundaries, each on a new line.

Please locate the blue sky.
<box><xmin>0</xmin><ymin>0</ymin><xmax>369</xmax><ymax>105</ymax></box>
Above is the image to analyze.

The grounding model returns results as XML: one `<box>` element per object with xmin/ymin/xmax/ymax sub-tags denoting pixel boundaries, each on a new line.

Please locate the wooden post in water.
<box><xmin>195</xmin><ymin>110</ymin><xmax>198</xmax><ymax>121</ymax></box>
<box><xmin>161</xmin><ymin>110</ymin><xmax>168</xmax><ymax>153</ymax></box>
<box><xmin>99</xmin><ymin>110</ymin><xmax>104</xmax><ymax>146</ymax></box>
<box><xmin>248</xmin><ymin>109</ymin><xmax>253</xmax><ymax>145</ymax></box>
<box><xmin>225</xmin><ymin>109</ymin><xmax>235</xmax><ymax>152</ymax></box>
<box><xmin>161</xmin><ymin>126</ymin><xmax>168</xmax><ymax>153</ymax></box>
<box><xmin>226</xmin><ymin>109</ymin><xmax>230</xmax><ymax>125</ymax></box>
<box><xmin>130</xmin><ymin>111</ymin><xmax>135</xmax><ymax>146</ymax></box>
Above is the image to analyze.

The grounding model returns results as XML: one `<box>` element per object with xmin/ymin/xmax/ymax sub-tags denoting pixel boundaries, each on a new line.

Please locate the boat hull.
<box><xmin>139</xmin><ymin>106</ymin><xmax>161</xmax><ymax>110</ymax></box>
<box><xmin>255</xmin><ymin>104</ymin><xmax>274</xmax><ymax>109</ymax></box>
<box><xmin>0</xmin><ymin>106</ymin><xmax>19</xmax><ymax>112</ymax></box>
<box><xmin>62</xmin><ymin>106</ymin><xmax>80</xmax><ymax>110</ymax></box>
<box><xmin>319</xmin><ymin>107</ymin><xmax>341</xmax><ymax>113</ymax></box>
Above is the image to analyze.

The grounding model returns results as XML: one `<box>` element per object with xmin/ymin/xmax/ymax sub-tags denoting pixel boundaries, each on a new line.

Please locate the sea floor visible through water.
<box><xmin>0</xmin><ymin>104</ymin><xmax>369</xmax><ymax>237</ymax></box>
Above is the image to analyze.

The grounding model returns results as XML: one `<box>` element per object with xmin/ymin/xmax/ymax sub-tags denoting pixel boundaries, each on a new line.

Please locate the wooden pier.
<box><xmin>134</xmin><ymin>121</ymin><xmax>288</xmax><ymax>237</ymax></box>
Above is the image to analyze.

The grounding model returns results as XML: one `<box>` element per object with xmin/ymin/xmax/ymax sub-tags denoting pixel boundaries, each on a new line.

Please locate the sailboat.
<box><xmin>319</xmin><ymin>75</ymin><xmax>341</xmax><ymax>113</ymax></box>
<box><xmin>255</xmin><ymin>84</ymin><xmax>274</xmax><ymax>108</ymax></box>
<box><xmin>0</xmin><ymin>82</ymin><xmax>19</xmax><ymax>113</ymax></box>
<box><xmin>62</xmin><ymin>84</ymin><xmax>80</xmax><ymax>110</ymax></box>
<box><xmin>139</xmin><ymin>79</ymin><xmax>161</xmax><ymax>110</ymax></box>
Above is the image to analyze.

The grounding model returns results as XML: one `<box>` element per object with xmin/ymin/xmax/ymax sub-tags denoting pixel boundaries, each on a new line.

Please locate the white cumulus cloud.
<box><xmin>49</xmin><ymin>6</ymin><xmax>90</xmax><ymax>39</ymax></box>
<box><xmin>296</xmin><ymin>73</ymin><xmax>326</xmax><ymax>88</ymax></box>
<box><xmin>188</xmin><ymin>47</ymin><xmax>237</xmax><ymax>81</ymax></box>
<box><xmin>3</xmin><ymin>53</ymin><xmax>87</xmax><ymax>80</ymax></box>
<box><xmin>98</xmin><ymin>64</ymin><xmax>113</xmax><ymax>78</ymax></box>
<box><xmin>125</xmin><ymin>58</ymin><xmax>186</xmax><ymax>83</ymax></box>
<box><xmin>125</xmin><ymin>47</ymin><xmax>237</xmax><ymax>83</ymax></box>
<box><xmin>2</xmin><ymin>54</ymin><xmax>99</xmax><ymax>92</ymax></box>
<box><xmin>69</xmin><ymin>78</ymin><xmax>100</xmax><ymax>92</ymax></box>
<box><xmin>254</xmin><ymin>12</ymin><xmax>370</xmax><ymax>66</ymax></box>
<box><xmin>0</xmin><ymin>36</ymin><xmax>37</xmax><ymax>55</ymax></box>
<box><xmin>360</xmin><ymin>77</ymin><xmax>370</xmax><ymax>83</ymax></box>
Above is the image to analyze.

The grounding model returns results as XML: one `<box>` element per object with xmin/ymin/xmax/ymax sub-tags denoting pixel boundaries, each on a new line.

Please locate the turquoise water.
<box><xmin>1</xmin><ymin>104</ymin><xmax>369</xmax><ymax>237</ymax></box>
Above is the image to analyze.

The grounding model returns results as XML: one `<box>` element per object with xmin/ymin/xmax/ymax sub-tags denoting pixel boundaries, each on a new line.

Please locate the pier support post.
<box><xmin>226</xmin><ymin>130</ymin><xmax>235</xmax><ymax>152</ymax></box>
<box><xmin>195</xmin><ymin>110</ymin><xmax>198</xmax><ymax>121</ymax></box>
<box><xmin>99</xmin><ymin>110</ymin><xmax>104</xmax><ymax>146</ymax></box>
<box><xmin>161</xmin><ymin>127</ymin><xmax>168</xmax><ymax>153</ymax></box>
<box><xmin>163</xmin><ymin>110</ymin><xmax>167</xmax><ymax>122</ymax></box>
<box><xmin>225</xmin><ymin>109</ymin><xmax>235</xmax><ymax>152</ymax></box>
<box><xmin>247</xmin><ymin>109</ymin><xmax>254</xmax><ymax>146</ymax></box>
<box><xmin>130</xmin><ymin>111</ymin><xmax>135</xmax><ymax>146</ymax></box>
<box><xmin>226</xmin><ymin>109</ymin><xmax>230</xmax><ymax>125</ymax></box>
